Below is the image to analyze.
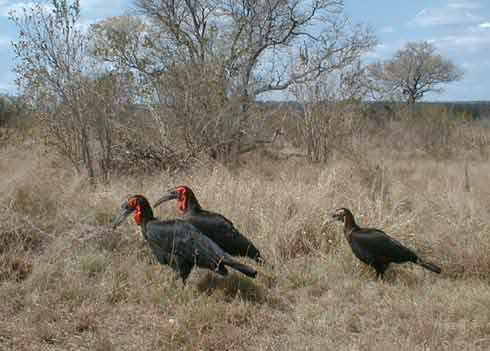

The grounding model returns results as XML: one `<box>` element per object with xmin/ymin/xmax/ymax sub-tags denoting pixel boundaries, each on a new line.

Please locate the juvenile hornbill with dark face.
<box><xmin>332</xmin><ymin>208</ymin><xmax>441</xmax><ymax>279</ymax></box>
<box><xmin>112</xmin><ymin>195</ymin><xmax>257</xmax><ymax>283</ymax></box>
<box><xmin>153</xmin><ymin>185</ymin><xmax>264</xmax><ymax>264</ymax></box>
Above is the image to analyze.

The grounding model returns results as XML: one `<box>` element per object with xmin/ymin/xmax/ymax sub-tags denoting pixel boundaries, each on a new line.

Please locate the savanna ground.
<box><xmin>2</xmin><ymin>114</ymin><xmax>490</xmax><ymax>351</ymax></box>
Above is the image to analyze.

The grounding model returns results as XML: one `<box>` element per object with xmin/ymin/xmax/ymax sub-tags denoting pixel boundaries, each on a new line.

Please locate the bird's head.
<box><xmin>112</xmin><ymin>195</ymin><xmax>152</xmax><ymax>228</ymax></box>
<box><xmin>332</xmin><ymin>208</ymin><xmax>352</xmax><ymax>223</ymax></box>
<box><xmin>153</xmin><ymin>185</ymin><xmax>195</xmax><ymax>213</ymax></box>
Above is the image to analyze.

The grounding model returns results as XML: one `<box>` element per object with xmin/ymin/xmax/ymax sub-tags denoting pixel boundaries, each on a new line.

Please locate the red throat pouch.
<box><xmin>177</xmin><ymin>198</ymin><xmax>186</xmax><ymax>212</ymax></box>
<box><xmin>177</xmin><ymin>190</ymin><xmax>187</xmax><ymax>213</ymax></box>
<box><xmin>133</xmin><ymin>204</ymin><xmax>142</xmax><ymax>225</ymax></box>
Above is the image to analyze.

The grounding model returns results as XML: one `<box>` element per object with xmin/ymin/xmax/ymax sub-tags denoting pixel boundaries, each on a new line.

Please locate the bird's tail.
<box><xmin>215</xmin><ymin>264</ymin><xmax>229</xmax><ymax>277</ymax></box>
<box><xmin>255</xmin><ymin>255</ymin><xmax>265</xmax><ymax>265</ymax></box>
<box><xmin>417</xmin><ymin>259</ymin><xmax>442</xmax><ymax>274</ymax></box>
<box><xmin>225</xmin><ymin>258</ymin><xmax>257</xmax><ymax>278</ymax></box>
<box><xmin>246</xmin><ymin>246</ymin><xmax>264</xmax><ymax>265</ymax></box>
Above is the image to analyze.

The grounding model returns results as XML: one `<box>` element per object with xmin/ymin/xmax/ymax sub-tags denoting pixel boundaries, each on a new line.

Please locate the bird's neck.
<box><xmin>343</xmin><ymin>214</ymin><xmax>359</xmax><ymax>232</ymax></box>
<box><xmin>182</xmin><ymin>192</ymin><xmax>202</xmax><ymax>214</ymax></box>
<box><xmin>135</xmin><ymin>205</ymin><xmax>156</xmax><ymax>227</ymax></box>
<box><xmin>139</xmin><ymin>219</ymin><xmax>152</xmax><ymax>239</ymax></box>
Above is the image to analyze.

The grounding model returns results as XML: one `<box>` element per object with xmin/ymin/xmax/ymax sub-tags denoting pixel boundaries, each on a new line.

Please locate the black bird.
<box><xmin>153</xmin><ymin>185</ymin><xmax>264</xmax><ymax>264</ymax></box>
<box><xmin>112</xmin><ymin>195</ymin><xmax>257</xmax><ymax>283</ymax></box>
<box><xmin>332</xmin><ymin>208</ymin><xmax>441</xmax><ymax>279</ymax></box>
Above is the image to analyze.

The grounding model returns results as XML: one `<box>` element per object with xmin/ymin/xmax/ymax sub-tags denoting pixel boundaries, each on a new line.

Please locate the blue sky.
<box><xmin>1</xmin><ymin>0</ymin><xmax>489</xmax><ymax>101</ymax></box>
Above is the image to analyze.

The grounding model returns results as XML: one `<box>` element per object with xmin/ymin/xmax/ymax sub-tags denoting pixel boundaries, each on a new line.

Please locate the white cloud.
<box><xmin>76</xmin><ymin>17</ymin><xmax>98</xmax><ymax>32</ymax></box>
<box><xmin>79</xmin><ymin>0</ymin><xmax>126</xmax><ymax>18</ymax></box>
<box><xmin>438</xmin><ymin>34</ymin><xmax>490</xmax><ymax>46</ymax></box>
<box><xmin>1</xmin><ymin>1</ymin><xmax>126</xmax><ymax>19</ymax></box>
<box><xmin>0</xmin><ymin>2</ymin><xmax>54</xmax><ymax>18</ymax></box>
<box><xmin>461</xmin><ymin>60</ymin><xmax>490</xmax><ymax>70</ymax></box>
<box><xmin>379</xmin><ymin>26</ymin><xmax>395</xmax><ymax>34</ymax></box>
<box><xmin>81</xmin><ymin>0</ymin><xmax>124</xmax><ymax>7</ymax></box>
<box><xmin>480</xmin><ymin>22</ymin><xmax>490</xmax><ymax>28</ymax></box>
<box><xmin>363</xmin><ymin>41</ymin><xmax>406</xmax><ymax>62</ymax></box>
<box><xmin>448</xmin><ymin>1</ymin><xmax>483</xmax><ymax>10</ymax></box>
<box><xmin>0</xmin><ymin>69</ymin><xmax>16</xmax><ymax>94</ymax></box>
<box><xmin>432</xmin><ymin>33</ymin><xmax>490</xmax><ymax>55</ymax></box>
<box><xmin>410</xmin><ymin>1</ymin><xmax>483</xmax><ymax>27</ymax></box>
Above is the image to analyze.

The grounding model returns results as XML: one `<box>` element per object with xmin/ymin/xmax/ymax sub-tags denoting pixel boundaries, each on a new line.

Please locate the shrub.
<box><xmin>79</xmin><ymin>254</ymin><xmax>110</xmax><ymax>276</ymax></box>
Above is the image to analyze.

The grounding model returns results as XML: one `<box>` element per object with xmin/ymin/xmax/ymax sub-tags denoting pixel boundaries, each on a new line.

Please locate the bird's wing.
<box><xmin>188</xmin><ymin>211</ymin><xmax>240</xmax><ymax>239</ymax></box>
<box><xmin>351</xmin><ymin>229</ymin><xmax>417</xmax><ymax>262</ymax></box>
<box><xmin>187</xmin><ymin>211</ymin><xmax>261</xmax><ymax>258</ymax></box>
<box><xmin>145</xmin><ymin>220</ymin><xmax>195</xmax><ymax>259</ymax></box>
<box><xmin>189</xmin><ymin>230</ymin><xmax>226</xmax><ymax>257</ymax></box>
<box><xmin>148</xmin><ymin>219</ymin><xmax>225</xmax><ymax>268</ymax></box>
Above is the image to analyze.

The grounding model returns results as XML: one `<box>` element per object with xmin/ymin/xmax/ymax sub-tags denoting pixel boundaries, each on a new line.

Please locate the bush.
<box><xmin>79</xmin><ymin>254</ymin><xmax>110</xmax><ymax>276</ymax></box>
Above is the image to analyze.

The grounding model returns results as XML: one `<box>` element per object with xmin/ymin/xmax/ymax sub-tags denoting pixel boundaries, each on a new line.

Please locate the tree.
<box><xmin>368</xmin><ymin>41</ymin><xmax>463</xmax><ymax>104</ymax></box>
<box><xmin>89</xmin><ymin>0</ymin><xmax>375</xmax><ymax>161</ymax></box>
<box><xmin>92</xmin><ymin>0</ymin><xmax>376</xmax><ymax>102</ymax></box>
<box><xmin>0</xmin><ymin>95</ymin><xmax>17</xmax><ymax>127</ymax></box>
<box><xmin>291</xmin><ymin>63</ymin><xmax>368</xmax><ymax>162</ymax></box>
<box><xmin>10</xmin><ymin>1</ymin><xmax>134</xmax><ymax>179</ymax></box>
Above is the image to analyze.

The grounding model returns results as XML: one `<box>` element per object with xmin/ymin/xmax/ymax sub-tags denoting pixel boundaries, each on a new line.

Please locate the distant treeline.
<box><xmin>363</xmin><ymin>101</ymin><xmax>490</xmax><ymax>120</ymax></box>
<box><xmin>2</xmin><ymin>93</ymin><xmax>490</xmax><ymax>129</ymax></box>
<box><xmin>256</xmin><ymin>100</ymin><xmax>490</xmax><ymax>120</ymax></box>
<box><xmin>416</xmin><ymin>102</ymin><xmax>490</xmax><ymax>119</ymax></box>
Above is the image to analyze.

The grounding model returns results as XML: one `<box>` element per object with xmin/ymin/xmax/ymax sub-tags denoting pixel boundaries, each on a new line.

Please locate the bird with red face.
<box><xmin>153</xmin><ymin>185</ymin><xmax>264</xmax><ymax>264</ymax></box>
<box><xmin>112</xmin><ymin>195</ymin><xmax>257</xmax><ymax>283</ymax></box>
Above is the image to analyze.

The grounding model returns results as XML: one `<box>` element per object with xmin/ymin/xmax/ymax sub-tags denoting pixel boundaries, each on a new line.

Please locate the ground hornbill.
<box><xmin>112</xmin><ymin>195</ymin><xmax>257</xmax><ymax>283</ymax></box>
<box><xmin>332</xmin><ymin>208</ymin><xmax>442</xmax><ymax>279</ymax></box>
<box><xmin>153</xmin><ymin>185</ymin><xmax>264</xmax><ymax>264</ymax></box>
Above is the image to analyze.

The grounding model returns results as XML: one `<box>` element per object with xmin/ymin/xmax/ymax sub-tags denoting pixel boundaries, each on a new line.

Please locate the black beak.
<box><xmin>112</xmin><ymin>204</ymin><xmax>134</xmax><ymax>229</ymax></box>
<box><xmin>153</xmin><ymin>190</ymin><xmax>179</xmax><ymax>208</ymax></box>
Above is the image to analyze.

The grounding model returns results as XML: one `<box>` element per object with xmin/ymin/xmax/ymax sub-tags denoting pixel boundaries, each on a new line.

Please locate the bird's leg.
<box><xmin>374</xmin><ymin>263</ymin><xmax>388</xmax><ymax>281</ymax></box>
<box><xmin>179</xmin><ymin>268</ymin><xmax>192</xmax><ymax>287</ymax></box>
<box><xmin>168</xmin><ymin>272</ymin><xmax>181</xmax><ymax>288</ymax></box>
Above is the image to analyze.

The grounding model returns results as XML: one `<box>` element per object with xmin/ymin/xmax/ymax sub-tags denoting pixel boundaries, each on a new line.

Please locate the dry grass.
<box><xmin>2</xmin><ymin>135</ymin><xmax>490</xmax><ymax>351</ymax></box>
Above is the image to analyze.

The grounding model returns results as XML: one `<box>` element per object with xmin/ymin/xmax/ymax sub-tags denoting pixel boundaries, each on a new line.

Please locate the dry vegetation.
<box><xmin>3</xmin><ymin>1</ymin><xmax>489</xmax><ymax>350</ymax></box>
<box><xmin>2</xmin><ymin>113</ymin><xmax>490</xmax><ymax>351</ymax></box>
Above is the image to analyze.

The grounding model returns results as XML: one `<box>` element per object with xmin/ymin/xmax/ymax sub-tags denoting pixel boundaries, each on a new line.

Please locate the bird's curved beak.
<box><xmin>331</xmin><ymin>212</ymin><xmax>342</xmax><ymax>221</ymax></box>
<box><xmin>112</xmin><ymin>204</ymin><xmax>134</xmax><ymax>229</ymax></box>
<box><xmin>153</xmin><ymin>190</ymin><xmax>179</xmax><ymax>208</ymax></box>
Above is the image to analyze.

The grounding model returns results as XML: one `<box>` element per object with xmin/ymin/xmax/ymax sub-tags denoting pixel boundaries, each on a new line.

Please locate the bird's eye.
<box><xmin>128</xmin><ymin>198</ymin><xmax>137</xmax><ymax>208</ymax></box>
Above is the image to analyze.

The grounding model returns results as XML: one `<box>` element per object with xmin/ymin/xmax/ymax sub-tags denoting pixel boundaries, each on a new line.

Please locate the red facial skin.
<box><xmin>128</xmin><ymin>197</ymin><xmax>142</xmax><ymax>225</ymax></box>
<box><xmin>176</xmin><ymin>186</ymin><xmax>187</xmax><ymax>212</ymax></box>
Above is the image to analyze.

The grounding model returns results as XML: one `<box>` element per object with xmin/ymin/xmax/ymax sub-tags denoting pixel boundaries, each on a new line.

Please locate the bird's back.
<box><xmin>144</xmin><ymin>220</ymin><xmax>192</xmax><ymax>262</ymax></box>
<box><xmin>146</xmin><ymin>219</ymin><xmax>227</xmax><ymax>268</ymax></box>
<box><xmin>350</xmin><ymin>228</ymin><xmax>418</xmax><ymax>264</ymax></box>
<box><xmin>184</xmin><ymin>210</ymin><xmax>258</xmax><ymax>257</ymax></box>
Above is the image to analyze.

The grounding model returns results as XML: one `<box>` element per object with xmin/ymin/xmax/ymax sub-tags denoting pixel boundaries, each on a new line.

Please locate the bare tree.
<box><xmin>0</xmin><ymin>95</ymin><xmax>23</xmax><ymax>128</ymax></box>
<box><xmin>131</xmin><ymin>0</ymin><xmax>375</xmax><ymax>100</ymax></box>
<box><xmin>91</xmin><ymin>1</ymin><xmax>376</xmax><ymax>102</ymax></box>
<box><xmin>368</xmin><ymin>41</ymin><xmax>463</xmax><ymax>104</ymax></box>
<box><xmin>88</xmin><ymin>0</ymin><xmax>375</xmax><ymax>161</ymax></box>
<box><xmin>291</xmin><ymin>63</ymin><xmax>368</xmax><ymax>162</ymax></box>
<box><xmin>10</xmin><ymin>1</ymin><xmax>133</xmax><ymax>179</ymax></box>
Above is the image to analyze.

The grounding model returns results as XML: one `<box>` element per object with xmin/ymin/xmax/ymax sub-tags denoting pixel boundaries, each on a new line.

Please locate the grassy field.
<box><xmin>2</xmin><ymin>136</ymin><xmax>490</xmax><ymax>351</ymax></box>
